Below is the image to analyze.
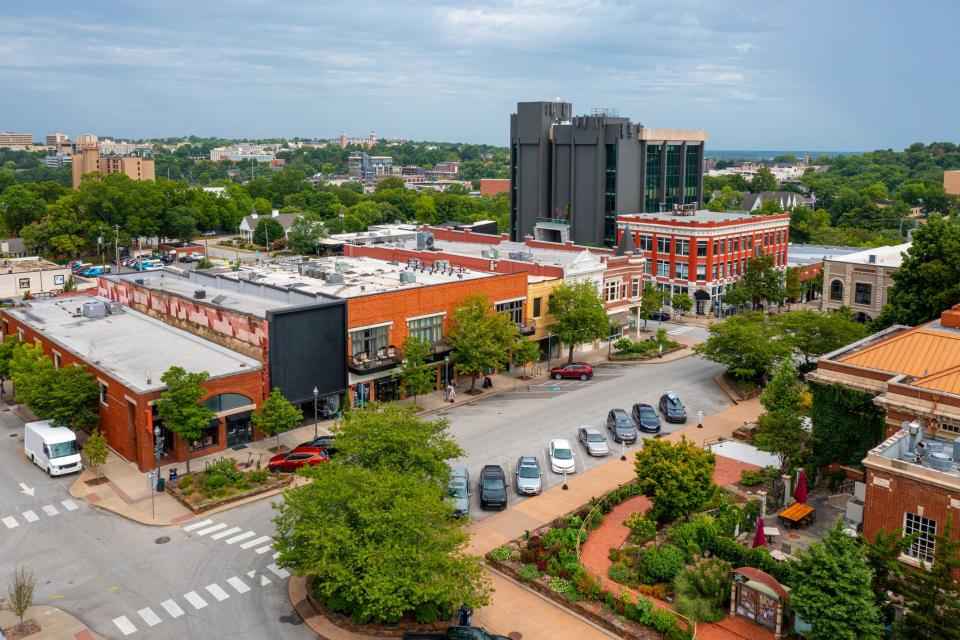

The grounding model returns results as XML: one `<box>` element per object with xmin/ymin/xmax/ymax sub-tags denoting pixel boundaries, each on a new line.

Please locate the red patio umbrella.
<box><xmin>793</xmin><ymin>469</ymin><xmax>808</xmax><ymax>504</ymax></box>
<box><xmin>752</xmin><ymin>516</ymin><xmax>766</xmax><ymax>548</ymax></box>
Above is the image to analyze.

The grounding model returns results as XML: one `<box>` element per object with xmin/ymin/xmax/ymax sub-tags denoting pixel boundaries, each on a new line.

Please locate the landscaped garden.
<box><xmin>168</xmin><ymin>458</ymin><xmax>291</xmax><ymax>512</ymax></box>
<box><xmin>611</xmin><ymin>328</ymin><xmax>682</xmax><ymax>361</ymax></box>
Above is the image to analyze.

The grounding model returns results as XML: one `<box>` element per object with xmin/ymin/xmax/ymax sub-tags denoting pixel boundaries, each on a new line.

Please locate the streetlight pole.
<box><xmin>444</xmin><ymin>355</ymin><xmax>449</xmax><ymax>387</ymax></box>
<box><xmin>313</xmin><ymin>386</ymin><xmax>319</xmax><ymax>439</ymax></box>
<box><xmin>152</xmin><ymin>426</ymin><xmax>163</xmax><ymax>520</ymax></box>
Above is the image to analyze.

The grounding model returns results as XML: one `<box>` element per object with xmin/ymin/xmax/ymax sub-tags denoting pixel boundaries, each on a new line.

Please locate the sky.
<box><xmin>2</xmin><ymin>1</ymin><xmax>959</xmax><ymax>150</ymax></box>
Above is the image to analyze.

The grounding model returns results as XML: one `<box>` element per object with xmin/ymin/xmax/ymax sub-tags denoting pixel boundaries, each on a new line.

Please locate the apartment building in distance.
<box><xmin>945</xmin><ymin>170</ymin><xmax>960</xmax><ymax>197</ymax></box>
<box><xmin>209</xmin><ymin>144</ymin><xmax>276</xmax><ymax>163</ymax></box>
<box><xmin>821</xmin><ymin>242</ymin><xmax>910</xmax><ymax>323</ymax></box>
<box><xmin>348</xmin><ymin>152</ymin><xmax>394</xmax><ymax>180</ymax></box>
<box><xmin>0</xmin><ymin>132</ymin><xmax>34</xmax><ymax>149</ymax></box>
<box><xmin>616</xmin><ymin>207</ymin><xmax>790</xmax><ymax>315</ymax></box>
<box><xmin>72</xmin><ymin>146</ymin><xmax>156</xmax><ymax>188</ymax></box>
<box><xmin>510</xmin><ymin>101</ymin><xmax>707</xmax><ymax>248</ymax></box>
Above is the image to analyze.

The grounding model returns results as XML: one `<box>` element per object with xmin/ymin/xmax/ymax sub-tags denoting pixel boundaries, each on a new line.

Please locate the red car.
<box><xmin>267</xmin><ymin>446</ymin><xmax>329</xmax><ymax>472</ymax></box>
<box><xmin>550</xmin><ymin>362</ymin><xmax>593</xmax><ymax>381</ymax></box>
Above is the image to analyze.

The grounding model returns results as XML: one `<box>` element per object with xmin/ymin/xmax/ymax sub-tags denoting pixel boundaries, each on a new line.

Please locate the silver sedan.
<box><xmin>578</xmin><ymin>425</ymin><xmax>610</xmax><ymax>457</ymax></box>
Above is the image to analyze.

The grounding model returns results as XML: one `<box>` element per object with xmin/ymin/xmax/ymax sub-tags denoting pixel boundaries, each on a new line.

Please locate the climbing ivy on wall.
<box><xmin>809</xmin><ymin>380</ymin><xmax>887</xmax><ymax>467</ymax></box>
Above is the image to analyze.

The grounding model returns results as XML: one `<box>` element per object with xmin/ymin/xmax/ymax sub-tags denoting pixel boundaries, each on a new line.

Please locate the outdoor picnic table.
<box><xmin>778</xmin><ymin>502</ymin><xmax>815</xmax><ymax>528</ymax></box>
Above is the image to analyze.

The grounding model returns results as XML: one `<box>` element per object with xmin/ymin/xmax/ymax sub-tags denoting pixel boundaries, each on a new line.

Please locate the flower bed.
<box><xmin>166</xmin><ymin>459</ymin><xmax>292</xmax><ymax>513</ymax></box>
<box><xmin>610</xmin><ymin>334</ymin><xmax>682</xmax><ymax>362</ymax></box>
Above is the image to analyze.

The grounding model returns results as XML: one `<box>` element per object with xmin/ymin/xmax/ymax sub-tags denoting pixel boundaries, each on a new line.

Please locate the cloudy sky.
<box><xmin>2</xmin><ymin>1</ymin><xmax>958</xmax><ymax>150</ymax></box>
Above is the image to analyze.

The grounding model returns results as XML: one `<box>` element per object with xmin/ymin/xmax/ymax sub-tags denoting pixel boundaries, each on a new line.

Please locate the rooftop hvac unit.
<box><xmin>399</xmin><ymin>271</ymin><xmax>417</xmax><ymax>284</ymax></box>
<box><xmin>105</xmin><ymin>301</ymin><xmax>123</xmax><ymax>315</ymax></box>
<box><xmin>194</xmin><ymin>289</ymin><xmax>206</xmax><ymax>299</ymax></box>
<box><xmin>481</xmin><ymin>249</ymin><xmax>499</xmax><ymax>259</ymax></box>
<box><xmin>508</xmin><ymin>251</ymin><xmax>532</xmax><ymax>262</ymax></box>
<box><xmin>305</xmin><ymin>268</ymin><xmax>324</xmax><ymax>279</ymax></box>
<box><xmin>82</xmin><ymin>301</ymin><xmax>107</xmax><ymax>319</ymax></box>
<box><xmin>929</xmin><ymin>452</ymin><xmax>953</xmax><ymax>472</ymax></box>
<box><xmin>335</xmin><ymin>260</ymin><xmax>350</xmax><ymax>273</ymax></box>
<box><xmin>434</xmin><ymin>259</ymin><xmax>450</xmax><ymax>270</ymax></box>
<box><xmin>325</xmin><ymin>273</ymin><xmax>344</xmax><ymax>285</ymax></box>
<box><xmin>416</xmin><ymin>232</ymin><xmax>435</xmax><ymax>250</ymax></box>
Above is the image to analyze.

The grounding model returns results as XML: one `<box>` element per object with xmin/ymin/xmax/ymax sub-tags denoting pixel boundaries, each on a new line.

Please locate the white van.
<box><xmin>24</xmin><ymin>420</ymin><xmax>83</xmax><ymax>476</ymax></box>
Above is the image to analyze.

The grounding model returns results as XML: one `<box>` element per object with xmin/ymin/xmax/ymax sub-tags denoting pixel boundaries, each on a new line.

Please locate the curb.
<box><xmin>713</xmin><ymin>372</ymin><xmax>741</xmax><ymax>405</ymax></box>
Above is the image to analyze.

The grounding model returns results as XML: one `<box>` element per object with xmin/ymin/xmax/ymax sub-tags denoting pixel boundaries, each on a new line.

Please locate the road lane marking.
<box><xmin>255</xmin><ymin>545</ymin><xmax>273</xmax><ymax>554</ymax></box>
<box><xmin>21</xmin><ymin>511</ymin><xmax>38</xmax><ymax>523</ymax></box>
<box><xmin>225</xmin><ymin>531</ymin><xmax>255</xmax><ymax>545</ymax></box>
<box><xmin>61</xmin><ymin>499</ymin><xmax>78</xmax><ymax>511</ymax></box>
<box><xmin>137</xmin><ymin>607</ymin><xmax>162</xmax><ymax>627</ymax></box>
<box><xmin>205</xmin><ymin>583</ymin><xmax>230</xmax><ymax>601</ymax></box>
<box><xmin>260</xmin><ymin>575</ymin><xmax>272</xmax><ymax>586</ymax></box>
<box><xmin>210</xmin><ymin>526</ymin><xmax>241</xmax><ymax>540</ymax></box>
<box><xmin>183</xmin><ymin>591</ymin><xmax>208</xmax><ymax>609</ymax></box>
<box><xmin>42</xmin><ymin>505</ymin><xmax>59</xmax><ymax>516</ymax></box>
<box><xmin>2</xmin><ymin>516</ymin><xmax>18</xmax><ymax>529</ymax></box>
<box><xmin>195</xmin><ymin>523</ymin><xmax>227</xmax><ymax>536</ymax></box>
<box><xmin>240</xmin><ymin>535</ymin><xmax>271</xmax><ymax>549</ymax></box>
<box><xmin>227</xmin><ymin>576</ymin><xmax>250</xmax><ymax>594</ymax></box>
<box><xmin>160</xmin><ymin>599</ymin><xmax>184</xmax><ymax>619</ymax></box>
<box><xmin>112</xmin><ymin>615</ymin><xmax>137</xmax><ymax>636</ymax></box>
<box><xmin>267</xmin><ymin>564</ymin><xmax>290</xmax><ymax>579</ymax></box>
<box><xmin>182</xmin><ymin>519</ymin><xmax>213</xmax><ymax>532</ymax></box>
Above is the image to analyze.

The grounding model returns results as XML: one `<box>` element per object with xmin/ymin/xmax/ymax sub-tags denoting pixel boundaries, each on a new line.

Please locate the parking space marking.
<box><xmin>210</xmin><ymin>526</ymin><xmax>242</xmax><ymax>541</ymax></box>
<box><xmin>195</xmin><ymin>523</ymin><xmax>227</xmax><ymax>536</ymax></box>
<box><xmin>255</xmin><ymin>544</ymin><xmax>273</xmax><ymax>554</ymax></box>
<box><xmin>267</xmin><ymin>563</ymin><xmax>290</xmax><ymax>579</ymax></box>
<box><xmin>183</xmin><ymin>591</ymin><xmax>208</xmax><ymax>610</ymax></box>
<box><xmin>21</xmin><ymin>510</ymin><xmax>38</xmax><ymax>523</ymax></box>
<box><xmin>42</xmin><ymin>504</ymin><xmax>59</xmax><ymax>517</ymax></box>
<box><xmin>137</xmin><ymin>607</ymin><xmax>162</xmax><ymax>627</ymax></box>
<box><xmin>112</xmin><ymin>615</ymin><xmax>137</xmax><ymax>636</ymax></box>
<box><xmin>2</xmin><ymin>516</ymin><xmax>18</xmax><ymax>529</ymax></box>
<box><xmin>227</xmin><ymin>576</ymin><xmax>250</xmax><ymax>594</ymax></box>
<box><xmin>160</xmin><ymin>599</ymin><xmax>184</xmax><ymax>619</ymax></box>
<box><xmin>182</xmin><ymin>519</ymin><xmax>213</xmax><ymax>532</ymax></box>
<box><xmin>241</xmin><ymin>535</ymin><xmax>271</xmax><ymax>549</ymax></box>
<box><xmin>61</xmin><ymin>499</ymin><xmax>78</xmax><ymax>511</ymax></box>
<box><xmin>205</xmin><ymin>583</ymin><xmax>230</xmax><ymax>602</ymax></box>
<box><xmin>225</xmin><ymin>531</ymin><xmax>256</xmax><ymax>545</ymax></box>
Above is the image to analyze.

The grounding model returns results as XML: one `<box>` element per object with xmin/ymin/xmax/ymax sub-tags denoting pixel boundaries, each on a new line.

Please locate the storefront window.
<box><xmin>408</xmin><ymin>314</ymin><xmax>443</xmax><ymax>343</ymax></box>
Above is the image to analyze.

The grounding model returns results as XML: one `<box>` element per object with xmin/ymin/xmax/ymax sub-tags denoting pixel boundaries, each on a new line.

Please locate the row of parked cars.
<box><xmin>449</xmin><ymin>390</ymin><xmax>688</xmax><ymax>516</ymax></box>
<box><xmin>68</xmin><ymin>260</ymin><xmax>111</xmax><ymax>278</ymax></box>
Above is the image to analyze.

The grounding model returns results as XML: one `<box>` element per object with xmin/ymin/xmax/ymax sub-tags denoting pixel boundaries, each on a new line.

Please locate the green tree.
<box><xmin>252</xmin><ymin>387</ymin><xmax>303</xmax><ymax>448</ymax></box>
<box><xmin>671</xmin><ymin>293</ymin><xmax>692</xmax><ymax>316</ymax></box>
<box><xmin>83</xmin><ymin>428</ymin><xmax>109</xmax><ymax>476</ymax></box>
<box><xmin>155</xmin><ymin>367</ymin><xmax>215</xmax><ymax>473</ymax></box>
<box><xmin>705</xmin><ymin>185</ymin><xmax>742</xmax><ymax>212</ymax></box>
<box><xmin>753</xmin><ymin>359</ymin><xmax>809</xmax><ymax>471</ymax></box>
<box><xmin>253</xmin><ymin>197</ymin><xmax>272</xmax><ymax>214</ymax></box>
<box><xmin>738</xmin><ymin>254</ymin><xmax>784</xmax><ymax>308</ymax></box>
<box><xmin>511</xmin><ymin>336</ymin><xmax>542</xmax><ymax>379</ymax></box>
<box><xmin>773</xmin><ymin>309</ymin><xmax>867</xmax><ymax>370</ymax></box>
<box><xmin>548</xmin><ymin>281</ymin><xmax>610</xmax><ymax>361</ymax></box>
<box><xmin>393</xmin><ymin>336</ymin><xmax>436</xmax><ymax>407</ymax></box>
<box><xmin>633</xmin><ymin>437</ymin><xmax>717</xmax><ymax>522</ymax></box>
<box><xmin>673</xmin><ymin>556</ymin><xmax>731</xmax><ymax>622</ymax></box>
<box><xmin>374</xmin><ymin>176</ymin><xmax>405</xmax><ymax>192</ymax></box>
<box><xmin>0</xmin><ymin>184</ymin><xmax>47</xmax><ymax>235</ymax></box>
<box><xmin>9</xmin><ymin>342</ymin><xmax>56</xmax><ymax>416</ymax></box>
<box><xmin>0</xmin><ymin>334</ymin><xmax>17</xmax><ymax>394</ymax></box>
<box><xmin>789</xmin><ymin>520</ymin><xmax>883</xmax><ymax>640</ymax></box>
<box><xmin>862</xmin><ymin>528</ymin><xmax>915</xmax><ymax>626</ymax></box>
<box><xmin>286</xmin><ymin>213</ymin><xmax>325</xmax><ymax>255</ymax></box>
<box><xmin>45</xmin><ymin>365</ymin><xmax>100</xmax><ymax>432</ymax></box>
<box><xmin>6</xmin><ymin>565</ymin><xmax>36</xmax><ymax>625</ymax></box>
<box><xmin>895</xmin><ymin>515</ymin><xmax>960</xmax><ymax>640</ymax></box>
<box><xmin>638</xmin><ymin>283</ymin><xmax>665</xmax><ymax>330</ymax></box>
<box><xmin>447</xmin><ymin>294</ymin><xmax>517</xmax><ymax>391</ymax></box>
<box><xmin>694</xmin><ymin>313</ymin><xmax>791</xmax><ymax>382</ymax></box>
<box><xmin>253</xmin><ymin>217</ymin><xmax>285</xmax><ymax>247</ymax></box>
<box><xmin>749</xmin><ymin>167</ymin><xmax>777</xmax><ymax>192</ymax></box>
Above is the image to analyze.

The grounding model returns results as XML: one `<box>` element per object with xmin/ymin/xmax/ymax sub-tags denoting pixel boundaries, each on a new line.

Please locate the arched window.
<box><xmin>830</xmin><ymin>280</ymin><xmax>843</xmax><ymax>301</ymax></box>
<box><xmin>204</xmin><ymin>393</ymin><xmax>253</xmax><ymax>413</ymax></box>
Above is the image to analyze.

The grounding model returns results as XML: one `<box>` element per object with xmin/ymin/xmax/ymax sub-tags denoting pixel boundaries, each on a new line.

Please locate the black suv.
<box><xmin>658</xmin><ymin>392</ymin><xmax>687</xmax><ymax>423</ymax></box>
<box><xmin>606</xmin><ymin>409</ymin><xmax>638</xmax><ymax>444</ymax></box>
<box><xmin>479</xmin><ymin>465</ymin><xmax>508</xmax><ymax>510</ymax></box>
<box><xmin>631</xmin><ymin>403</ymin><xmax>662</xmax><ymax>433</ymax></box>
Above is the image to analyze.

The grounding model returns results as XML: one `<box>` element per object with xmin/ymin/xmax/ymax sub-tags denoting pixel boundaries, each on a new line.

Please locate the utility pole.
<box><xmin>114</xmin><ymin>224</ymin><xmax>120</xmax><ymax>274</ymax></box>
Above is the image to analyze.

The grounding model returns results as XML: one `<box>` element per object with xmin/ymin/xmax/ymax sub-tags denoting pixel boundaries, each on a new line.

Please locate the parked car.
<box><xmin>549</xmin><ymin>438</ymin><xmax>576</xmax><ymax>474</ymax></box>
<box><xmin>297</xmin><ymin>434</ymin><xmax>336</xmax><ymax>456</ymax></box>
<box><xmin>201</xmin><ymin>230</ymin><xmax>217</xmax><ymax>237</ymax></box>
<box><xmin>447</xmin><ymin>466</ymin><xmax>470</xmax><ymax>518</ymax></box>
<box><xmin>606</xmin><ymin>408</ymin><xmax>638</xmax><ymax>444</ymax></box>
<box><xmin>178</xmin><ymin>254</ymin><xmax>194</xmax><ymax>263</ymax></box>
<box><xmin>479</xmin><ymin>464</ymin><xmax>507</xmax><ymax>510</ymax></box>
<box><xmin>80</xmin><ymin>265</ymin><xmax>110</xmax><ymax>277</ymax></box>
<box><xmin>577</xmin><ymin>425</ymin><xmax>610</xmax><ymax>457</ymax></box>
<box><xmin>658</xmin><ymin>391</ymin><xmax>687</xmax><ymax>423</ymax></box>
<box><xmin>550</xmin><ymin>362</ymin><xmax>593</xmax><ymax>381</ymax></box>
<box><xmin>71</xmin><ymin>262</ymin><xmax>92</xmax><ymax>274</ymax></box>
<box><xmin>67</xmin><ymin>259</ymin><xmax>85</xmax><ymax>271</ymax></box>
<box><xmin>649</xmin><ymin>310</ymin><xmax>671</xmax><ymax>322</ymax></box>
<box><xmin>631</xmin><ymin>403</ymin><xmax>662</xmax><ymax>433</ymax></box>
<box><xmin>267</xmin><ymin>446</ymin><xmax>329</xmax><ymax>472</ymax></box>
<box><xmin>515</xmin><ymin>455</ymin><xmax>542</xmax><ymax>495</ymax></box>
<box><xmin>191</xmin><ymin>252</ymin><xmax>205</xmax><ymax>260</ymax></box>
<box><xmin>403</xmin><ymin>626</ymin><xmax>510</xmax><ymax>640</ymax></box>
<box><xmin>161</xmin><ymin>253</ymin><xmax>176</xmax><ymax>264</ymax></box>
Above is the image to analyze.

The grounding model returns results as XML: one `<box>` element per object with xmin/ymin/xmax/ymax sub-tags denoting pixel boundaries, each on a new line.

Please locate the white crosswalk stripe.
<box><xmin>255</xmin><ymin>544</ymin><xmax>273</xmax><ymax>554</ymax></box>
<box><xmin>21</xmin><ymin>510</ymin><xmax>38</xmax><ymax>523</ymax></box>
<box><xmin>205</xmin><ymin>583</ymin><xmax>230</xmax><ymax>602</ymax></box>
<box><xmin>241</xmin><ymin>535</ymin><xmax>271</xmax><ymax>550</ymax></box>
<box><xmin>160</xmin><ymin>599</ymin><xmax>185</xmax><ymax>619</ymax></box>
<box><xmin>61</xmin><ymin>499</ymin><xmax>78</xmax><ymax>511</ymax></box>
<box><xmin>42</xmin><ymin>504</ymin><xmax>59</xmax><ymax>516</ymax></box>
<box><xmin>195</xmin><ymin>522</ymin><xmax>227</xmax><ymax>536</ymax></box>
<box><xmin>210</xmin><ymin>526</ymin><xmax>242</xmax><ymax>540</ymax></box>
<box><xmin>227</xmin><ymin>576</ymin><xmax>250</xmax><ymax>594</ymax></box>
<box><xmin>137</xmin><ymin>606</ymin><xmax>162</xmax><ymax>627</ymax></box>
<box><xmin>182</xmin><ymin>518</ymin><xmax>213</xmax><ymax>532</ymax></box>
<box><xmin>267</xmin><ymin>563</ymin><xmax>290</xmax><ymax>579</ymax></box>
<box><xmin>225</xmin><ymin>531</ymin><xmax>256</xmax><ymax>545</ymax></box>
<box><xmin>183</xmin><ymin>591</ymin><xmax>208</xmax><ymax>610</ymax></box>
<box><xmin>2</xmin><ymin>516</ymin><xmax>18</xmax><ymax>529</ymax></box>
<box><xmin>112</xmin><ymin>615</ymin><xmax>137</xmax><ymax>636</ymax></box>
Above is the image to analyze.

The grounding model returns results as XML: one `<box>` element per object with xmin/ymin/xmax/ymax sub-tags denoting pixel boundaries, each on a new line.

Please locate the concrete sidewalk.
<box><xmin>0</xmin><ymin>605</ymin><xmax>106</xmax><ymax>640</ymax></box>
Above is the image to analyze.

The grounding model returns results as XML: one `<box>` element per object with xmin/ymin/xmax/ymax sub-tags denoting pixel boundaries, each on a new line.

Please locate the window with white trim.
<box><xmin>940</xmin><ymin>422</ymin><xmax>960</xmax><ymax>435</ymax></box>
<box><xmin>675</xmin><ymin>239</ymin><xmax>689</xmax><ymax>256</ymax></box>
<box><xmin>657</xmin><ymin>236</ymin><xmax>671</xmax><ymax>253</ymax></box>
<box><xmin>99</xmin><ymin>381</ymin><xmax>108</xmax><ymax>406</ymax></box>
<box><xmin>904</xmin><ymin>512</ymin><xmax>937</xmax><ymax>564</ymax></box>
<box><xmin>408</xmin><ymin>314</ymin><xmax>444</xmax><ymax>343</ymax></box>
<box><xmin>351</xmin><ymin>325</ymin><xmax>389</xmax><ymax>356</ymax></box>
<box><xmin>656</xmin><ymin>260</ymin><xmax>670</xmax><ymax>278</ymax></box>
<box><xmin>54</xmin><ymin>353</ymin><xmax>61</xmax><ymax>368</ymax></box>
<box><xmin>495</xmin><ymin>299</ymin><xmax>524</xmax><ymax>324</ymax></box>
<box><xmin>697</xmin><ymin>240</ymin><xmax>708</xmax><ymax>257</ymax></box>
<box><xmin>696</xmin><ymin>264</ymin><xmax>706</xmax><ymax>280</ymax></box>
<box><xmin>639</xmin><ymin>235</ymin><xmax>653</xmax><ymax>251</ymax></box>
<box><xmin>604</xmin><ymin>279</ymin><xmax>621</xmax><ymax>302</ymax></box>
<box><xmin>631</xmin><ymin>278</ymin><xmax>641</xmax><ymax>298</ymax></box>
<box><xmin>676</xmin><ymin>262</ymin><xmax>689</xmax><ymax>279</ymax></box>
<box><xmin>644</xmin><ymin>259</ymin><xmax>653</xmax><ymax>275</ymax></box>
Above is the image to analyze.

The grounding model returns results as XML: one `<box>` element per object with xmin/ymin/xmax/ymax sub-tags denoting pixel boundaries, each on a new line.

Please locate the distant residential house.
<box><xmin>740</xmin><ymin>191</ymin><xmax>814</xmax><ymax>212</ymax></box>
<box><xmin>0</xmin><ymin>238</ymin><xmax>27</xmax><ymax>258</ymax></box>
<box><xmin>238</xmin><ymin>212</ymin><xmax>301</xmax><ymax>241</ymax></box>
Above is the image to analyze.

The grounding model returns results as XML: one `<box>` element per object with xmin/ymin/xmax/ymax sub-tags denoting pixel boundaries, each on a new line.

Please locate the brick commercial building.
<box><xmin>809</xmin><ymin>305</ymin><xmax>960</xmax><ymax>572</ymax></box>
<box><xmin>945</xmin><ymin>170</ymin><xmax>960</xmax><ymax>197</ymax></box>
<box><xmin>821</xmin><ymin>242</ymin><xmax>910</xmax><ymax>323</ymax></box>
<box><xmin>1</xmin><ymin>296</ymin><xmax>263</xmax><ymax>471</ymax></box>
<box><xmin>616</xmin><ymin>208</ymin><xmax>790</xmax><ymax>315</ymax></box>
<box><xmin>480</xmin><ymin>178</ymin><xmax>510</xmax><ymax>197</ymax></box>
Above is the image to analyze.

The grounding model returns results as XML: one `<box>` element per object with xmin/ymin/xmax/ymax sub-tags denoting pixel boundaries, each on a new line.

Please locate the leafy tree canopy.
<box><xmin>447</xmin><ymin>294</ymin><xmax>517</xmax><ymax>390</ymax></box>
<box><xmin>633</xmin><ymin>437</ymin><xmax>717</xmax><ymax>522</ymax></box>
<box><xmin>548</xmin><ymin>280</ymin><xmax>610</xmax><ymax>361</ymax></box>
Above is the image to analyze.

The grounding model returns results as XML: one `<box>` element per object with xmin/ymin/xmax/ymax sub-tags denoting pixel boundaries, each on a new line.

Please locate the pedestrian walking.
<box><xmin>457</xmin><ymin>604</ymin><xmax>473</xmax><ymax>626</ymax></box>
<box><xmin>446</xmin><ymin>383</ymin><xmax>456</xmax><ymax>403</ymax></box>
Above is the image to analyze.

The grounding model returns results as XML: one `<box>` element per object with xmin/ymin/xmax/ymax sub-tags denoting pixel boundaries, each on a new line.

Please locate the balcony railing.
<box><xmin>534</xmin><ymin>217</ymin><xmax>570</xmax><ymax>226</ymax></box>
<box><xmin>517</xmin><ymin>320</ymin><xmax>537</xmax><ymax>336</ymax></box>
<box><xmin>348</xmin><ymin>346</ymin><xmax>401</xmax><ymax>374</ymax></box>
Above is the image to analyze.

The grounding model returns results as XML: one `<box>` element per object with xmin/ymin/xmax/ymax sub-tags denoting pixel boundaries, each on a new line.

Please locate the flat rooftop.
<box><xmin>826</xmin><ymin>242</ymin><xmax>911</xmax><ymax>267</ymax></box>
<box><xmin>218</xmin><ymin>256</ymin><xmax>492</xmax><ymax>298</ymax></box>
<box><xmin>321</xmin><ymin>224</ymin><xmax>420</xmax><ymax>246</ymax></box>
<box><xmin>869</xmin><ymin>428</ymin><xmax>960</xmax><ymax>480</ymax></box>
<box><xmin>1</xmin><ymin>257</ymin><xmax>67</xmax><ymax>273</ymax></box>
<box><xmin>618</xmin><ymin>209</ymin><xmax>778</xmax><ymax>225</ymax></box>
<box><xmin>787</xmin><ymin>243</ymin><xmax>862</xmax><ymax>267</ymax></box>
<box><xmin>430</xmin><ymin>239</ymin><xmax>600</xmax><ymax>268</ymax></box>
<box><xmin>6</xmin><ymin>295</ymin><xmax>261</xmax><ymax>394</ymax></box>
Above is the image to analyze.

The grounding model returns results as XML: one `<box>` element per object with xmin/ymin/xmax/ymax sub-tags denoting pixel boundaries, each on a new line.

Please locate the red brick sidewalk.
<box><xmin>579</xmin><ymin>455</ymin><xmax>773</xmax><ymax>640</ymax></box>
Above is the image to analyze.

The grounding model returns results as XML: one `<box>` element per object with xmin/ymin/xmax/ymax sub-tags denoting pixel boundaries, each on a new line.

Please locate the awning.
<box><xmin>694</xmin><ymin>289</ymin><xmax>711</xmax><ymax>301</ymax></box>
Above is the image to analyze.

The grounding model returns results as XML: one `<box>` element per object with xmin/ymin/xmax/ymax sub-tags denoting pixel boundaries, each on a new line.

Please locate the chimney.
<box><xmin>942</xmin><ymin>306</ymin><xmax>960</xmax><ymax>328</ymax></box>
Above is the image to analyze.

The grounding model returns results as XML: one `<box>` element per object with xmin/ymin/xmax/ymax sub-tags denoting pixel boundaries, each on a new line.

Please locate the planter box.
<box><xmin>610</xmin><ymin>346</ymin><xmax>684</xmax><ymax>362</ymax></box>
<box><xmin>166</xmin><ymin>473</ymin><xmax>293</xmax><ymax>514</ymax></box>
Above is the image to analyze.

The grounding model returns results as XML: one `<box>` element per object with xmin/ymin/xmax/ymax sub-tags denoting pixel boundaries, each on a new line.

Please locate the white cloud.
<box><xmin>729</xmin><ymin>89</ymin><xmax>758</xmax><ymax>100</ymax></box>
<box><xmin>734</xmin><ymin>42</ymin><xmax>755</xmax><ymax>53</ymax></box>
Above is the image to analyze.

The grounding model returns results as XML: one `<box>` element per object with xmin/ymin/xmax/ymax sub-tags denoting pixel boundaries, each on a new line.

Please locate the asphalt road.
<box><xmin>443</xmin><ymin>354</ymin><xmax>729</xmax><ymax>521</ymax></box>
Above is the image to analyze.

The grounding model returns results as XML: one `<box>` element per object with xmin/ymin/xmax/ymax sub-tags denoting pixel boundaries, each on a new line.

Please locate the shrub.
<box><xmin>637</xmin><ymin>583</ymin><xmax>670</xmax><ymax>600</ymax></box>
<box><xmin>517</xmin><ymin>564</ymin><xmax>540</xmax><ymax>581</ymax></box>
<box><xmin>624</xmin><ymin>595</ymin><xmax>654</xmax><ymax>624</ymax></box>
<box><xmin>608</xmin><ymin>548</ymin><xmax>622</xmax><ymax>562</ymax></box>
<box><xmin>624</xmin><ymin>513</ymin><xmax>657</xmax><ymax>544</ymax></box>
<box><xmin>413</xmin><ymin>600</ymin><xmax>451</xmax><ymax>623</ymax></box>
<box><xmin>549</xmin><ymin>576</ymin><xmax>571</xmax><ymax>594</ymax></box>
<box><xmin>608</xmin><ymin>563</ymin><xmax>632</xmax><ymax>585</ymax></box>
<box><xmin>574</xmin><ymin>572</ymin><xmax>601</xmax><ymax>600</ymax></box>
<box><xmin>490</xmin><ymin>546</ymin><xmax>513</xmax><ymax>562</ymax></box>
<box><xmin>248</xmin><ymin>469</ymin><xmax>269</xmax><ymax>485</ymax></box>
<box><xmin>614</xmin><ymin>337</ymin><xmax>639</xmax><ymax>352</ymax></box>
<box><xmin>650</xmin><ymin>608</ymin><xmax>680</xmax><ymax>634</ymax></box>
<box><xmin>673</xmin><ymin>557</ymin><xmax>732</xmax><ymax>623</ymax></box>
<box><xmin>642</xmin><ymin>545</ymin><xmax>686</xmax><ymax>584</ymax></box>
<box><xmin>177</xmin><ymin>474</ymin><xmax>194</xmax><ymax>489</ymax></box>
<box><xmin>739</xmin><ymin>469</ymin><xmax>764</xmax><ymax>486</ymax></box>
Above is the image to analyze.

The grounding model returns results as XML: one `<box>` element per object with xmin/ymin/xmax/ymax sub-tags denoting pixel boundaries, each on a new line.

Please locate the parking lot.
<box><xmin>443</xmin><ymin>355</ymin><xmax>730</xmax><ymax>520</ymax></box>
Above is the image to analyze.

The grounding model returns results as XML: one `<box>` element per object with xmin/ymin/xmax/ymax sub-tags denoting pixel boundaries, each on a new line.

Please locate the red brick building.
<box><xmin>479</xmin><ymin>178</ymin><xmax>510</xmax><ymax>197</ymax></box>
<box><xmin>1</xmin><ymin>296</ymin><xmax>264</xmax><ymax>471</ymax></box>
<box><xmin>616</xmin><ymin>208</ymin><xmax>790</xmax><ymax>315</ymax></box>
